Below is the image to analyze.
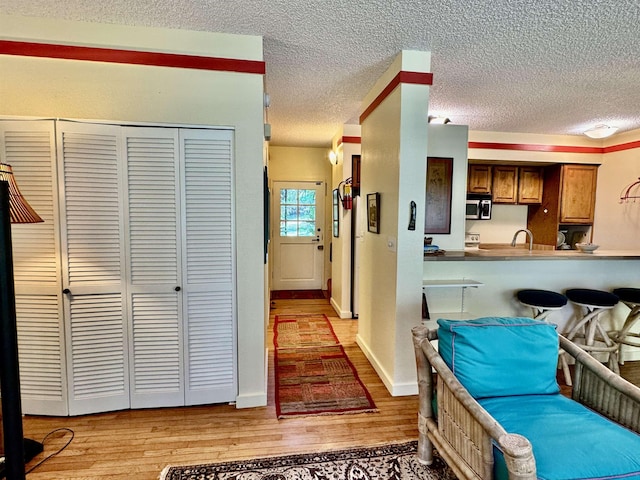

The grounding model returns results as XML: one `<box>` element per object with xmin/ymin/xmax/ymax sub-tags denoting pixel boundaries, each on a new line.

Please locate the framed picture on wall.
<box><xmin>367</xmin><ymin>192</ymin><xmax>380</xmax><ymax>233</ymax></box>
<box><xmin>424</xmin><ymin>157</ymin><xmax>453</xmax><ymax>234</ymax></box>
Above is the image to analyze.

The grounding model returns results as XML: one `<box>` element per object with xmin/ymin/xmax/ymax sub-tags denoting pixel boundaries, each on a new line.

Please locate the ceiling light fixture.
<box><xmin>583</xmin><ymin>124</ymin><xmax>618</xmax><ymax>139</ymax></box>
<box><xmin>428</xmin><ymin>115</ymin><xmax>451</xmax><ymax>124</ymax></box>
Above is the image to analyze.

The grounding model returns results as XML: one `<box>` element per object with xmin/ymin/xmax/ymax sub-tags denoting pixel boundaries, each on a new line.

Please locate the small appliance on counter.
<box><xmin>466</xmin><ymin>194</ymin><xmax>492</xmax><ymax>220</ymax></box>
<box><xmin>464</xmin><ymin>232</ymin><xmax>480</xmax><ymax>251</ymax></box>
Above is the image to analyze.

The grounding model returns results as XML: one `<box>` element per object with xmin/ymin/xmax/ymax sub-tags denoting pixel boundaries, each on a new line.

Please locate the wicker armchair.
<box><xmin>412</xmin><ymin>323</ymin><xmax>640</xmax><ymax>480</ymax></box>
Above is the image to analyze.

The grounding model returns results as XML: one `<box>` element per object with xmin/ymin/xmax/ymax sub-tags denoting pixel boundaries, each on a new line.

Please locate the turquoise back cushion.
<box><xmin>437</xmin><ymin>317</ymin><xmax>560</xmax><ymax>399</ymax></box>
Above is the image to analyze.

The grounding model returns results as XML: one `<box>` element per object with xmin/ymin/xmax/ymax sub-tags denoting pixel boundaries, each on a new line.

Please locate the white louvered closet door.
<box><xmin>180</xmin><ymin>130</ymin><xmax>237</xmax><ymax>405</ymax></box>
<box><xmin>180</xmin><ymin>129</ymin><xmax>236</xmax><ymax>405</ymax></box>
<box><xmin>122</xmin><ymin>127</ymin><xmax>184</xmax><ymax>409</ymax></box>
<box><xmin>0</xmin><ymin>120</ymin><xmax>68</xmax><ymax>415</ymax></box>
<box><xmin>57</xmin><ymin>121</ymin><xmax>130</xmax><ymax>416</ymax></box>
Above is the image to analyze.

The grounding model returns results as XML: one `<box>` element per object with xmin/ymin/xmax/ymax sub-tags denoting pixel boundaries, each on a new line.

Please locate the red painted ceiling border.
<box><xmin>337</xmin><ymin>136</ymin><xmax>361</xmax><ymax>147</ymax></box>
<box><xmin>469</xmin><ymin>140</ymin><xmax>640</xmax><ymax>154</ymax></box>
<box><xmin>603</xmin><ymin>140</ymin><xmax>640</xmax><ymax>153</ymax></box>
<box><xmin>359</xmin><ymin>71</ymin><xmax>433</xmax><ymax>124</ymax></box>
<box><xmin>0</xmin><ymin>40</ymin><xmax>266</xmax><ymax>74</ymax></box>
<box><xmin>468</xmin><ymin>141</ymin><xmax>603</xmax><ymax>154</ymax></box>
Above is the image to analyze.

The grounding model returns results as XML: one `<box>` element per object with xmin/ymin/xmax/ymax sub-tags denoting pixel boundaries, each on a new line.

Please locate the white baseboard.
<box><xmin>330</xmin><ymin>296</ymin><xmax>353</xmax><ymax>319</ymax></box>
<box><xmin>355</xmin><ymin>334</ymin><xmax>418</xmax><ymax>397</ymax></box>
<box><xmin>234</xmin><ymin>348</ymin><xmax>268</xmax><ymax>409</ymax></box>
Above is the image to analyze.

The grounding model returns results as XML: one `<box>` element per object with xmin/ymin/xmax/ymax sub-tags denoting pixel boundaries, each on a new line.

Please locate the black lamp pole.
<box><xmin>0</xmin><ymin>179</ymin><xmax>26</xmax><ymax>480</ymax></box>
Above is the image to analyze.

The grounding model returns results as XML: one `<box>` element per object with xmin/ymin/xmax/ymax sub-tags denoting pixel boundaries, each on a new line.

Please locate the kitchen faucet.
<box><xmin>511</xmin><ymin>228</ymin><xmax>534</xmax><ymax>250</ymax></box>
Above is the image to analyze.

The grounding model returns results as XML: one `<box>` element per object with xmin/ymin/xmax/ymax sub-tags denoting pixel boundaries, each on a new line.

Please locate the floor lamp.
<box><xmin>0</xmin><ymin>163</ymin><xmax>43</xmax><ymax>480</ymax></box>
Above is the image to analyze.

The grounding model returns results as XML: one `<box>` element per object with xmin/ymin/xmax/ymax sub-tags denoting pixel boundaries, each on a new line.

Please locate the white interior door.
<box><xmin>271</xmin><ymin>181</ymin><xmax>324</xmax><ymax>290</ymax></box>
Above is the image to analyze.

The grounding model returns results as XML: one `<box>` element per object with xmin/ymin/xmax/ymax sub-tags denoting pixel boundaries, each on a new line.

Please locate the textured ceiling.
<box><xmin>3</xmin><ymin>0</ymin><xmax>640</xmax><ymax>147</ymax></box>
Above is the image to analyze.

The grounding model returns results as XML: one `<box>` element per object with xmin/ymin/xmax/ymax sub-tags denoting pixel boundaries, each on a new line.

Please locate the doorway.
<box><xmin>271</xmin><ymin>181</ymin><xmax>325</xmax><ymax>290</ymax></box>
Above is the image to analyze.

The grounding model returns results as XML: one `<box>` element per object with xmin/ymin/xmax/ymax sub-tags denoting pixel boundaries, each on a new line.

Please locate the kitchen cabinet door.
<box><xmin>492</xmin><ymin>166</ymin><xmax>518</xmax><ymax>203</ymax></box>
<box><xmin>560</xmin><ymin>164</ymin><xmax>598</xmax><ymax>223</ymax></box>
<box><xmin>467</xmin><ymin>165</ymin><xmax>492</xmax><ymax>194</ymax></box>
<box><xmin>518</xmin><ymin>167</ymin><xmax>543</xmax><ymax>204</ymax></box>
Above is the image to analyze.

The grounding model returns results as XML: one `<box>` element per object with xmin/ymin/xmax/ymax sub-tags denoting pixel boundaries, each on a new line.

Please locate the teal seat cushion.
<box><xmin>479</xmin><ymin>394</ymin><xmax>640</xmax><ymax>480</ymax></box>
<box><xmin>437</xmin><ymin>317</ymin><xmax>560</xmax><ymax>398</ymax></box>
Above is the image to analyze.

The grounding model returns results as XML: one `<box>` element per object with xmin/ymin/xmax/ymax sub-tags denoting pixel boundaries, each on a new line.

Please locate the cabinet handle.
<box><xmin>174</xmin><ymin>286</ymin><xmax>181</xmax><ymax>292</ymax></box>
<box><xmin>63</xmin><ymin>288</ymin><xmax>71</xmax><ymax>295</ymax></box>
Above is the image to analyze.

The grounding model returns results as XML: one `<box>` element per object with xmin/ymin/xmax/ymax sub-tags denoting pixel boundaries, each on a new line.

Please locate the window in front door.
<box><xmin>280</xmin><ymin>189</ymin><xmax>316</xmax><ymax>237</ymax></box>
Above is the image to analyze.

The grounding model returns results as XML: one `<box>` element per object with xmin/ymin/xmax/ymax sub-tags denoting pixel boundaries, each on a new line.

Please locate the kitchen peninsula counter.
<box><xmin>425</xmin><ymin>246</ymin><xmax>640</xmax><ymax>261</ymax></box>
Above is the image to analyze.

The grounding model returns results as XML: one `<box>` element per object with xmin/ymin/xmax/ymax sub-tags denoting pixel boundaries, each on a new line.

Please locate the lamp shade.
<box><xmin>0</xmin><ymin>163</ymin><xmax>43</xmax><ymax>224</ymax></box>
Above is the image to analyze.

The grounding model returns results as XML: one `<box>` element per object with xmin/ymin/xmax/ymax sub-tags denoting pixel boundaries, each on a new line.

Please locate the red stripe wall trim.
<box><xmin>0</xmin><ymin>40</ymin><xmax>266</xmax><ymax>74</ymax></box>
<box><xmin>359</xmin><ymin>71</ymin><xmax>433</xmax><ymax>124</ymax></box>
<box><xmin>468</xmin><ymin>141</ymin><xmax>603</xmax><ymax>154</ymax></box>
<box><xmin>336</xmin><ymin>136</ymin><xmax>361</xmax><ymax>147</ymax></box>
<box><xmin>469</xmin><ymin>140</ymin><xmax>640</xmax><ymax>154</ymax></box>
<box><xmin>603</xmin><ymin>140</ymin><xmax>640</xmax><ymax>153</ymax></box>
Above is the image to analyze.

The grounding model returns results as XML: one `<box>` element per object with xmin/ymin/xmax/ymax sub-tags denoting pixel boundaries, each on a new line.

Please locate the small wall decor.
<box><xmin>424</xmin><ymin>157</ymin><xmax>453</xmax><ymax>234</ymax></box>
<box><xmin>367</xmin><ymin>192</ymin><xmax>380</xmax><ymax>233</ymax></box>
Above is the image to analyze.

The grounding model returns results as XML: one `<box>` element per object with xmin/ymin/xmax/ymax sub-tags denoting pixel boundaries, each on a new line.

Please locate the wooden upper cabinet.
<box><xmin>560</xmin><ymin>164</ymin><xmax>598</xmax><ymax>223</ymax></box>
<box><xmin>492</xmin><ymin>166</ymin><xmax>518</xmax><ymax>203</ymax></box>
<box><xmin>518</xmin><ymin>167</ymin><xmax>544</xmax><ymax>204</ymax></box>
<box><xmin>467</xmin><ymin>164</ymin><xmax>492</xmax><ymax>194</ymax></box>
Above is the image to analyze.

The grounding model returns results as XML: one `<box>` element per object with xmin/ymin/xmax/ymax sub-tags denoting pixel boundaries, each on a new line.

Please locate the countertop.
<box><xmin>424</xmin><ymin>244</ymin><xmax>640</xmax><ymax>261</ymax></box>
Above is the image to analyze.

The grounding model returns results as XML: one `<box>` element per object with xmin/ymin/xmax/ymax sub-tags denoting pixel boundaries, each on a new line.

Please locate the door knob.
<box><xmin>63</xmin><ymin>288</ymin><xmax>71</xmax><ymax>295</ymax></box>
<box><xmin>174</xmin><ymin>286</ymin><xmax>181</xmax><ymax>292</ymax></box>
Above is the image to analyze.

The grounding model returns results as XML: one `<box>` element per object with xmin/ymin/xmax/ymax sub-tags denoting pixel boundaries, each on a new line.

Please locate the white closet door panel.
<box><xmin>0</xmin><ymin>120</ymin><xmax>66</xmax><ymax>415</ymax></box>
<box><xmin>16</xmin><ymin>294</ymin><xmax>68</xmax><ymax>415</ymax></box>
<box><xmin>185</xmin><ymin>290</ymin><xmax>235</xmax><ymax>405</ymax></box>
<box><xmin>181</xmin><ymin>129</ymin><xmax>236</xmax><ymax>405</ymax></box>
<box><xmin>58</xmin><ymin>121</ymin><xmax>129</xmax><ymax>415</ymax></box>
<box><xmin>123</xmin><ymin>127</ymin><xmax>184</xmax><ymax>408</ymax></box>
<box><xmin>125</xmin><ymin>129</ymin><xmax>180</xmax><ymax>284</ymax></box>
<box><xmin>67</xmin><ymin>293</ymin><xmax>129</xmax><ymax>415</ymax></box>
<box><xmin>0</xmin><ymin>121</ymin><xmax>59</xmax><ymax>286</ymax></box>
<box><xmin>58</xmin><ymin>123</ymin><xmax>124</xmax><ymax>288</ymax></box>
<box><xmin>129</xmin><ymin>292</ymin><xmax>183</xmax><ymax>408</ymax></box>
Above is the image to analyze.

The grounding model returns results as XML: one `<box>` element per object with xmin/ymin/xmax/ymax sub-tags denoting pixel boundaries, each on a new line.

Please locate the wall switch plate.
<box><xmin>387</xmin><ymin>236</ymin><xmax>397</xmax><ymax>252</ymax></box>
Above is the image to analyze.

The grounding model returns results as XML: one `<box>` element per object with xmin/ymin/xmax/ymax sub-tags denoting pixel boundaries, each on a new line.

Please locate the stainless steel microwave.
<box><xmin>466</xmin><ymin>194</ymin><xmax>492</xmax><ymax>220</ymax></box>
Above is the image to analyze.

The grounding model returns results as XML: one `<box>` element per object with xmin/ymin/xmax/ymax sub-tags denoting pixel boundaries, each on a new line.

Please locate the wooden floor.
<box><xmin>20</xmin><ymin>297</ymin><xmax>640</xmax><ymax>479</ymax></box>
<box><xmin>21</xmin><ymin>297</ymin><xmax>420</xmax><ymax>480</ymax></box>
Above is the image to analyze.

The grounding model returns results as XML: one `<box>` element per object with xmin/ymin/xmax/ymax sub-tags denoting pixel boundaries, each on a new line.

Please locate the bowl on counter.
<box><xmin>576</xmin><ymin>243</ymin><xmax>600</xmax><ymax>253</ymax></box>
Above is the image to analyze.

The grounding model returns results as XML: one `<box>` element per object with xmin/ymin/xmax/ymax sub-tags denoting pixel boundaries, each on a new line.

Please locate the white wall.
<box><xmin>594</xmin><ymin>129</ymin><xmax>640</xmax><ymax>249</ymax></box>
<box><xmin>357</xmin><ymin>50</ymin><xmax>431</xmax><ymax>395</ymax></box>
<box><xmin>0</xmin><ymin>14</ymin><xmax>267</xmax><ymax>408</ymax></box>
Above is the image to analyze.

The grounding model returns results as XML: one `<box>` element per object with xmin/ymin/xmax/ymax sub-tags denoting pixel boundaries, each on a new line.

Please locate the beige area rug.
<box><xmin>160</xmin><ymin>440</ymin><xmax>456</xmax><ymax>479</ymax></box>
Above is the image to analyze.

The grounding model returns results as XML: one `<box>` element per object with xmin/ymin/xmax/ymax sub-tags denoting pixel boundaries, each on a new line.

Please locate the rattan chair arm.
<box><xmin>559</xmin><ymin>334</ymin><xmax>640</xmax><ymax>432</ymax></box>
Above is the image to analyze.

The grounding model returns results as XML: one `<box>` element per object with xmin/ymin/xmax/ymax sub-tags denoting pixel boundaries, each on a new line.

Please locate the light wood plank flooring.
<box><xmin>21</xmin><ymin>298</ymin><xmax>419</xmax><ymax>480</ymax></box>
<box><xmin>20</xmin><ymin>296</ymin><xmax>640</xmax><ymax>479</ymax></box>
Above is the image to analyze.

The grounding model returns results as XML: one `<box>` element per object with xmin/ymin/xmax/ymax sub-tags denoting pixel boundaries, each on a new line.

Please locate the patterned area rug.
<box><xmin>160</xmin><ymin>440</ymin><xmax>456</xmax><ymax>480</ymax></box>
<box><xmin>274</xmin><ymin>314</ymin><xmax>377</xmax><ymax>418</ymax></box>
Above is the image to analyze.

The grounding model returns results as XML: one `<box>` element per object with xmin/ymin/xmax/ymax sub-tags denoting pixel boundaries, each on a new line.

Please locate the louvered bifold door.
<box><xmin>0</xmin><ymin>120</ymin><xmax>68</xmax><ymax>415</ymax></box>
<box><xmin>57</xmin><ymin>121</ymin><xmax>130</xmax><ymax>416</ymax></box>
<box><xmin>122</xmin><ymin>127</ymin><xmax>184</xmax><ymax>409</ymax></box>
<box><xmin>180</xmin><ymin>129</ymin><xmax>236</xmax><ymax>406</ymax></box>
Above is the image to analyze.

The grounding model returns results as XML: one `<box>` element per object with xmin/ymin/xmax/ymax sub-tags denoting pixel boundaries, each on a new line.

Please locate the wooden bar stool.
<box><xmin>609</xmin><ymin>288</ymin><xmax>640</xmax><ymax>364</ymax></box>
<box><xmin>565</xmin><ymin>288</ymin><xmax>620</xmax><ymax>374</ymax></box>
<box><xmin>517</xmin><ymin>289</ymin><xmax>572</xmax><ymax>385</ymax></box>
